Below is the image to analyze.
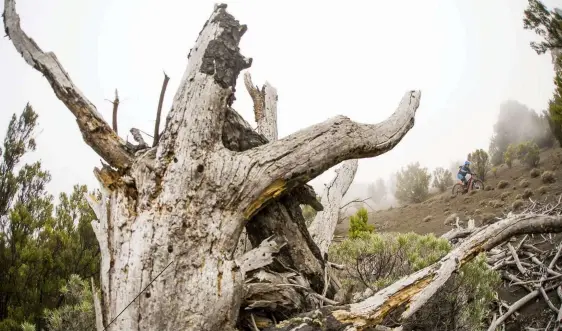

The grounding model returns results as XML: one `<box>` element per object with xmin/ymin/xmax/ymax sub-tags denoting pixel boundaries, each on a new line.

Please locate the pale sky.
<box><xmin>0</xmin><ymin>0</ymin><xmax>559</xmax><ymax>198</ymax></box>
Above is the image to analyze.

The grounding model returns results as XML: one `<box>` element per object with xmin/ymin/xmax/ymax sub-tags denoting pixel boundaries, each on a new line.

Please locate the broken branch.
<box><xmin>156</xmin><ymin>4</ymin><xmax>251</xmax><ymax>154</ymax></box>
<box><xmin>111</xmin><ymin>89</ymin><xmax>119</xmax><ymax>134</ymax></box>
<box><xmin>236</xmin><ymin>236</ymin><xmax>286</xmax><ymax>274</ymax></box>
<box><xmin>153</xmin><ymin>72</ymin><xmax>169</xmax><ymax>147</ymax></box>
<box><xmin>3</xmin><ymin>0</ymin><xmax>134</xmax><ymax>169</ymax></box>
<box><xmin>308</xmin><ymin>159</ymin><xmax>359</xmax><ymax>256</ymax></box>
<box><xmin>129</xmin><ymin>128</ymin><xmax>149</xmax><ymax>150</ymax></box>
<box><xmin>244</xmin><ymin>72</ymin><xmax>278</xmax><ymax>140</ymax></box>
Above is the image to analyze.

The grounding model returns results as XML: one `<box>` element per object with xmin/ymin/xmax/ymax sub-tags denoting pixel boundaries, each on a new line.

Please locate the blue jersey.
<box><xmin>458</xmin><ymin>164</ymin><xmax>471</xmax><ymax>176</ymax></box>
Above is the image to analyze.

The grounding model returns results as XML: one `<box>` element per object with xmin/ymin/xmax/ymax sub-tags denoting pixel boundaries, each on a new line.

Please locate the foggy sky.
<box><xmin>0</xmin><ymin>0</ymin><xmax>558</xmax><ymax>199</ymax></box>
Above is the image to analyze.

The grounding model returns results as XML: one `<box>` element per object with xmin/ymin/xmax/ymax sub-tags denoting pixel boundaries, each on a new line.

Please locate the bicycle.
<box><xmin>452</xmin><ymin>175</ymin><xmax>483</xmax><ymax>196</ymax></box>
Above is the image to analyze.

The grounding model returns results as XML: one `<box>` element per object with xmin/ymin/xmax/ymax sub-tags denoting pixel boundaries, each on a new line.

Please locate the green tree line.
<box><xmin>0</xmin><ymin>104</ymin><xmax>99</xmax><ymax>331</ymax></box>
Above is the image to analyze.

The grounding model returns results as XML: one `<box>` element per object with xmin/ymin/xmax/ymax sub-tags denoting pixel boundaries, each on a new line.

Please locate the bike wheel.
<box><xmin>471</xmin><ymin>180</ymin><xmax>484</xmax><ymax>191</ymax></box>
<box><xmin>452</xmin><ymin>184</ymin><xmax>464</xmax><ymax>196</ymax></box>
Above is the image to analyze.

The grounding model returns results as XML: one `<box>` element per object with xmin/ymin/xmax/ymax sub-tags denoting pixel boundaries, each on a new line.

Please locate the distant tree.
<box><xmin>449</xmin><ymin>160</ymin><xmax>463</xmax><ymax>179</ymax></box>
<box><xmin>523</xmin><ymin>0</ymin><xmax>562</xmax><ymax>55</ymax></box>
<box><xmin>489</xmin><ymin>100</ymin><xmax>555</xmax><ymax>166</ymax></box>
<box><xmin>395</xmin><ymin>162</ymin><xmax>431</xmax><ymax>204</ymax></box>
<box><xmin>387</xmin><ymin>175</ymin><xmax>397</xmax><ymax>198</ymax></box>
<box><xmin>469</xmin><ymin>149</ymin><xmax>491</xmax><ymax>181</ymax></box>
<box><xmin>503</xmin><ymin>144</ymin><xmax>517</xmax><ymax>168</ymax></box>
<box><xmin>523</xmin><ymin>0</ymin><xmax>562</xmax><ymax>146</ymax></box>
<box><xmin>548</xmin><ymin>62</ymin><xmax>562</xmax><ymax>146</ymax></box>
<box><xmin>516</xmin><ymin>141</ymin><xmax>541</xmax><ymax>168</ymax></box>
<box><xmin>368</xmin><ymin>178</ymin><xmax>387</xmax><ymax>204</ymax></box>
<box><xmin>432</xmin><ymin>167</ymin><xmax>453</xmax><ymax>193</ymax></box>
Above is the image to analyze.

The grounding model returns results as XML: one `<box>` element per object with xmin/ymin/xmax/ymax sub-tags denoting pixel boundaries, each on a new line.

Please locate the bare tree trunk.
<box><xmin>4</xmin><ymin>2</ymin><xmax>421</xmax><ymax>330</ymax></box>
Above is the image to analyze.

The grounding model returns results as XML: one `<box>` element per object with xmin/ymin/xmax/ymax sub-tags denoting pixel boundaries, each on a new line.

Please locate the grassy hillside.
<box><xmin>335</xmin><ymin>147</ymin><xmax>562</xmax><ymax>239</ymax></box>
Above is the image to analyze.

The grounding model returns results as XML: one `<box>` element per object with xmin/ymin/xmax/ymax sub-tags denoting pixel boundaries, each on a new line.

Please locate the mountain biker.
<box><xmin>457</xmin><ymin>161</ymin><xmax>473</xmax><ymax>191</ymax></box>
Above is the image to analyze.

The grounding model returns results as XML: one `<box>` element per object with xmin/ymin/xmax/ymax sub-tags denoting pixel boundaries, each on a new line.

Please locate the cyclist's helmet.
<box><xmin>465</xmin><ymin>160</ymin><xmax>471</xmax><ymax>166</ymax></box>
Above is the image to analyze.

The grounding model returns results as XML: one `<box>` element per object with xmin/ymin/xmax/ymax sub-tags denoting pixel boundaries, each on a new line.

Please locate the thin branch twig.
<box><xmin>153</xmin><ymin>72</ymin><xmax>170</xmax><ymax>147</ymax></box>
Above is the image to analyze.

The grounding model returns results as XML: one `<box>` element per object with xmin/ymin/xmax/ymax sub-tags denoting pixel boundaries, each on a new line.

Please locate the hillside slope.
<box><xmin>335</xmin><ymin>148</ymin><xmax>562</xmax><ymax>238</ymax></box>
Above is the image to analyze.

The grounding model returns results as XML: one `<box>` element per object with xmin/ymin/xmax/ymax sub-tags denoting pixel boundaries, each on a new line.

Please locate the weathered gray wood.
<box><xmin>3</xmin><ymin>0</ymin><xmax>133</xmax><ymax>169</ymax></box>
<box><xmin>308</xmin><ymin>160</ymin><xmax>358</xmax><ymax>256</ymax></box>
<box><xmin>4</xmin><ymin>2</ymin><xmax>423</xmax><ymax>330</ymax></box>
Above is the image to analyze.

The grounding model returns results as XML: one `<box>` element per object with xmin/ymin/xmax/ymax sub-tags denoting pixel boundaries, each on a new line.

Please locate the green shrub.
<box><xmin>432</xmin><ymin>167</ymin><xmax>453</xmax><ymax>193</ymax></box>
<box><xmin>20</xmin><ymin>323</ymin><xmax>35</xmax><ymax>331</ymax></box>
<box><xmin>404</xmin><ymin>254</ymin><xmax>501</xmax><ymax>331</ymax></box>
<box><xmin>43</xmin><ymin>275</ymin><xmax>96</xmax><ymax>331</ymax></box>
<box><xmin>348</xmin><ymin>207</ymin><xmax>374</xmax><ymax>239</ymax></box>
<box><xmin>329</xmin><ymin>233</ymin><xmax>500</xmax><ymax>331</ymax></box>
<box><xmin>395</xmin><ymin>162</ymin><xmax>431</xmax><ymax>204</ymax></box>
<box><xmin>330</xmin><ymin>232</ymin><xmax>451</xmax><ymax>292</ymax></box>
<box><xmin>503</xmin><ymin>144</ymin><xmax>516</xmax><ymax>168</ymax></box>
<box><xmin>516</xmin><ymin>141</ymin><xmax>540</xmax><ymax>168</ymax></box>
<box><xmin>469</xmin><ymin>149</ymin><xmax>491</xmax><ymax>181</ymax></box>
<box><xmin>0</xmin><ymin>319</ymin><xmax>21</xmax><ymax>331</ymax></box>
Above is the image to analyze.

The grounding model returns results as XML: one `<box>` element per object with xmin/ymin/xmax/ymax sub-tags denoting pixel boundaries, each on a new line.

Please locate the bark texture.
<box><xmin>4</xmin><ymin>2</ymin><xmax>421</xmax><ymax>330</ymax></box>
<box><xmin>308</xmin><ymin>160</ymin><xmax>359</xmax><ymax>256</ymax></box>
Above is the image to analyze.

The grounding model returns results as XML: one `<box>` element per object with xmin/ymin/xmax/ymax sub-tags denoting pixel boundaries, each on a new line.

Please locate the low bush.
<box><xmin>330</xmin><ymin>233</ymin><xmax>500</xmax><ymax>331</ymax></box>
<box><xmin>497</xmin><ymin>180</ymin><xmax>509</xmax><ymax>189</ymax></box>
<box><xmin>542</xmin><ymin>170</ymin><xmax>556</xmax><ymax>184</ymax></box>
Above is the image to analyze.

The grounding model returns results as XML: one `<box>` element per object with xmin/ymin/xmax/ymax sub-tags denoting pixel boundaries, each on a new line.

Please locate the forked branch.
<box><xmin>241</xmin><ymin>90</ymin><xmax>420</xmax><ymax>219</ymax></box>
<box><xmin>3</xmin><ymin>0</ymin><xmax>134</xmax><ymax>169</ymax></box>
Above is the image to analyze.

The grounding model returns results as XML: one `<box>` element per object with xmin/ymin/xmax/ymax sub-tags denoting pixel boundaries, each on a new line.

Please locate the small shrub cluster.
<box><xmin>512</xmin><ymin>199</ymin><xmax>525</xmax><ymax>211</ymax></box>
<box><xmin>500</xmin><ymin>192</ymin><xmax>511</xmax><ymax>201</ymax></box>
<box><xmin>522</xmin><ymin>188</ymin><xmax>533</xmax><ymax>199</ymax></box>
<box><xmin>542</xmin><ymin>170</ymin><xmax>556</xmax><ymax>184</ymax></box>
<box><xmin>497</xmin><ymin>180</ymin><xmax>509</xmax><ymax>189</ymax></box>
<box><xmin>530</xmin><ymin>168</ymin><xmax>541</xmax><ymax>178</ymax></box>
